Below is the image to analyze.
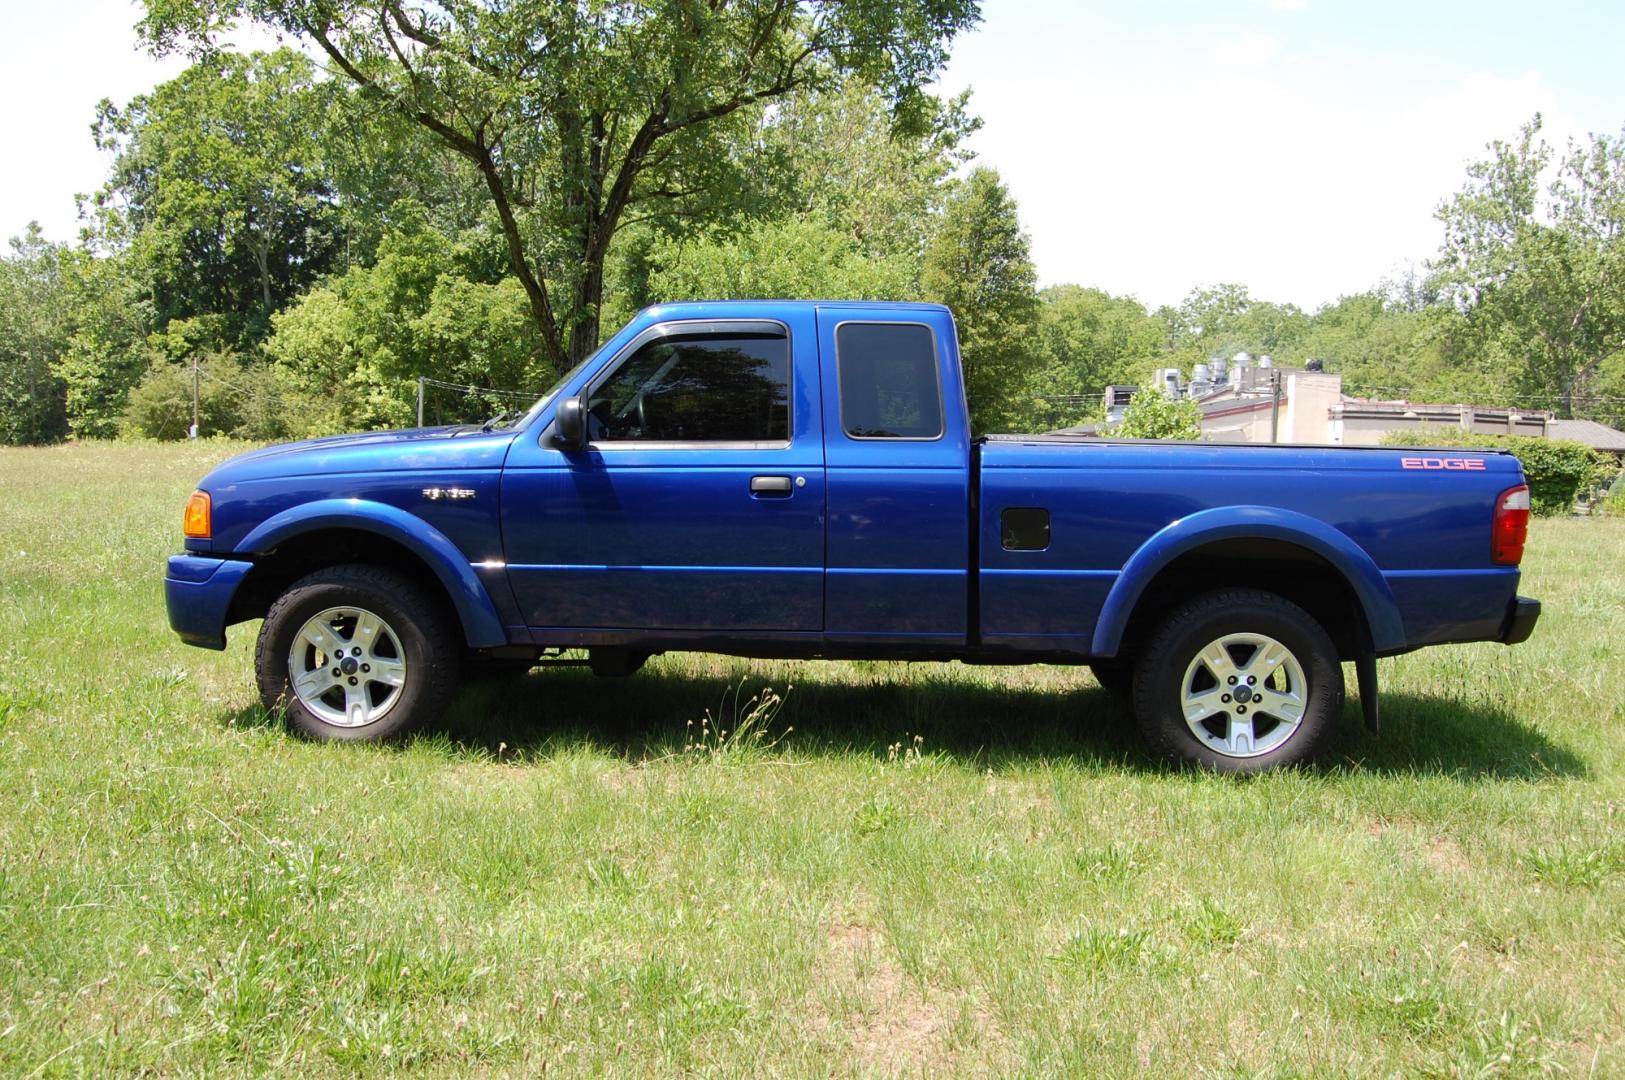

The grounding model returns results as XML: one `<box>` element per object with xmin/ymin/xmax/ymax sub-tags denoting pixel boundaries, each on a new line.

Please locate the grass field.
<box><xmin>2</xmin><ymin>440</ymin><xmax>1623</xmax><ymax>1077</ymax></box>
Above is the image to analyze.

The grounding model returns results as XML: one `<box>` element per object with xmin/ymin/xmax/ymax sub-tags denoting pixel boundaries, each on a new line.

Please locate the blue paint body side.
<box><xmin>500</xmin><ymin>304</ymin><xmax>827</xmax><ymax>633</ymax></box>
<box><xmin>815</xmin><ymin>304</ymin><xmax>971</xmax><ymax>642</ymax></box>
<box><xmin>975</xmin><ymin>437</ymin><xmax>1524</xmax><ymax>657</ymax></box>
<box><xmin>163</xmin><ymin>299</ymin><xmax>1535</xmax><ymax>664</ymax></box>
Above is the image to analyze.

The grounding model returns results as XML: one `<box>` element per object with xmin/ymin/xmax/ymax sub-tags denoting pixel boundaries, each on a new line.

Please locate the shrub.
<box><xmin>1380</xmin><ymin>429</ymin><xmax>1608</xmax><ymax>515</ymax></box>
<box><xmin>1601</xmin><ymin>472</ymin><xmax>1625</xmax><ymax>517</ymax></box>
<box><xmin>1111</xmin><ymin>385</ymin><xmax>1203</xmax><ymax>440</ymax></box>
<box><xmin>122</xmin><ymin>357</ymin><xmax>243</xmax><ymax>440</ymax></box>
<box><xmin>122</xmin><ymin>357</ymin><xmax>311</xmax><ymax>441</ymax></box>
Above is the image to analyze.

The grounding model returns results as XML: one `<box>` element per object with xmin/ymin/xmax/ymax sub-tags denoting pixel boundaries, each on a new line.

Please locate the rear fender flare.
<box><xmin>237</xmin><ymin>499</ymin><xmax>507</xmax><ymax>648</ymax></box>
<box><xmin>1091</xmin><ymin>505</ymin><xmax>1404</xmax><ymax>657</ymax></box>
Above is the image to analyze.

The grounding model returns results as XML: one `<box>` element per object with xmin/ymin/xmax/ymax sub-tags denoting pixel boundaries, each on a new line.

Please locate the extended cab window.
<box><xmin>588</xmin><ymin>332</ymin><xmax>790</xmax><ymax>443</ymax></box>
<box><xmin>836</xmin><ymin>323</ymin><xmax>943</xmax><ymax>439</ymax></box>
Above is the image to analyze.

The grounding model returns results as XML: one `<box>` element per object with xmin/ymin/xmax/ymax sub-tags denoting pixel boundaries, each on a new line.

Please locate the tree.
<box><xmin>1433</xmin><ymin>115</ymin><xmax>1625</xmax><ymax>418</ymax></box>
<box><xmin>1293</xmin><ymin>291</ymin><xmax>1457</xmax><ymax>401</ymax></box>
<box><xmin>761</xmin><ymin>78</ymin><xmax>978</xmax><ymax>267</ymax></box>
<box><xmin>603</xmin><ymin>76</ymin><xmax>976</xmax><ymax>329</ymax></box>
<box><xmin>265</xmin><ymin>201</ymin><xmax>546</xmax><ymax>434</ymax></box>
<box><xmin>921</xmin><ymin>167</ymin><xmax>1039</xmax><ymax>432</ymax></box>
<box><xmin>1158</xmin><ymin>283</ymin><xmax>1311</xmax><ymax>366</ymax></box>
<box><xmin>0</xmin><ymin>226</ymin><xmax>72</xmax><ymax>444</ymax></box>
<box><xmin>1112</xmin><ymin>384</ymin><xmax>1202</xmax><ymax>441</ymax></box>
<box><xmin>54</xmin><ymin>252</ymin><xmax>153</xmax><ymax>438</ymax></box>
<box><xmin>642</xmin><ymin>217</ymin><xmax>917</xmax><ymax>307</ymax></box>
<box><xmin>1023</xmin><ymin>285</ymin><xmax>1164</xmax><ymax>430</ymax></box>
<box><xmin>139</xmin><ymin>0</ymin><xmax>981</xmax><ymax>372</ymax></box>
<box><xmin>89</xmin><ymin>49</ymin><xmax>344</xmax><ymax>347</ymax></box>
<box><xmin>313</xmin><ymin>76</ymin><xmax>495</xmax><ymax>267</ymax></box>
<box><xmin>1</xmin><ymin>226</ymin><xmax>156</xmax><ymax>444</ymax></box>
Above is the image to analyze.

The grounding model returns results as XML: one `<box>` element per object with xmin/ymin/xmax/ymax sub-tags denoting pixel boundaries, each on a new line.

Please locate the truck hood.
<box><xmin>222</xmin><ymin>424</ymin><xmax>477</xmax><ymax>462</ymax></box>
<box><xmin>202</xmin><ymin>425</ymin><xmax>522</xmax><ymax>486</ymax></box>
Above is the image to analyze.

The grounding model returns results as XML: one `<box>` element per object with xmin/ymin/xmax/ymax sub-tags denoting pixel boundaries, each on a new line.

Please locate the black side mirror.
<box><xmin>553</xmin><ymin>395</ymin><xmax>587</xmax><ymax>448</ymax></box>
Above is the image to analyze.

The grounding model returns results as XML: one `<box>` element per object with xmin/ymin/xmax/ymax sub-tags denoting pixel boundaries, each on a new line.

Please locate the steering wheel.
<box><xmin>635</xmin><ymin>392</ymin><xmax>651</xmax><ymax>438</ymax></box>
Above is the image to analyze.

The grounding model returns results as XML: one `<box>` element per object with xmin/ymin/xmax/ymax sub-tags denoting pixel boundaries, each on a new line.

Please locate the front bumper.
<box><xmin>1500</xmin><ymin>595</ymin><xmax>1541</xmax><ymax>646</ymax></box>
<box><xmin>165</xmin><ymin>554</ymin><xmax>254</xmax><ymax>650</ymax></box>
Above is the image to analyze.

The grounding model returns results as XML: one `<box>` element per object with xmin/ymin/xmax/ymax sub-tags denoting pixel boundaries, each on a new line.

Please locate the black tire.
<box><xmin>256</xmin><ymin>564</ymin><xmax>461</xmax><ymax>741</ymax></box>
<box><xmin>1131</xmin><ymin>588</ymin><xmax>1343</xmax><ymax>773</ymax></box>
<box><xmin>1089</xmin><ymin>659</ymin><xmax>1135</xmax><ymax>700</ymax></box>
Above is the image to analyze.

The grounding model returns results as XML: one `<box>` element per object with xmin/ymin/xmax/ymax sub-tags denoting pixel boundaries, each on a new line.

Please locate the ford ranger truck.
<box><xmin>164</xmin><ymin>301</ymin><xmax>1541</xmax><ymax>772</ymax></box>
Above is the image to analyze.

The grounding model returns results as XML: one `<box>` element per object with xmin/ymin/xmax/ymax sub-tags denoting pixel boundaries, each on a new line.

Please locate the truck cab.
<box><xmin>501</xmin><ymin>302</ymin><xmax>973</xmax><ymax>650</ymax></box>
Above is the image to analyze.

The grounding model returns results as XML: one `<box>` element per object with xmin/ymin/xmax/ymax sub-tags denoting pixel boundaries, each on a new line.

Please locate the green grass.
<box><xmin>2</xmin><ymin>439</ymin><xmax>1623</xmax><ymax>1077</ymax></box>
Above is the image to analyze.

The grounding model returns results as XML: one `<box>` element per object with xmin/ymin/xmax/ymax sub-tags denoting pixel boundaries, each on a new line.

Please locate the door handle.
<box><xmin>750</xmin><ymin>475</ymin><xmax>794</xmax><ymax>496</ymax></box>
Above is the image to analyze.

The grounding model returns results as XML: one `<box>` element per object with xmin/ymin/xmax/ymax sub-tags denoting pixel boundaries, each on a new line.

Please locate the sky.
<box><xmin>933</xmin><ymin>0</ymin><xmax>1625</xmax><ymax>308</ymax></box>
<box><xmin>2</xmin><ymin>0</ymin><xmax>1622</xmax><ymax>312</ymax></box>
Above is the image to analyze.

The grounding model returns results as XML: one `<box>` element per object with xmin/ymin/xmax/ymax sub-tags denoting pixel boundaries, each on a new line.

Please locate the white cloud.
<box><xmin>1270</xmin><ymin>0</ymin><xmax>1308</xmax><ymax>11</ymax></box>
<box><xmin>1210</xmin><ymin>32</ymin><xmax>1282</xmax><ymax>67</ymax></box>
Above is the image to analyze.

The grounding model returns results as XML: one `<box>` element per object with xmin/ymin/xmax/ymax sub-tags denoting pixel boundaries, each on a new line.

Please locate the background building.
<box><xmin>1079</xmin><ymin>354</ymin><xmax>1625</xmax><ymax>449</ymax></box>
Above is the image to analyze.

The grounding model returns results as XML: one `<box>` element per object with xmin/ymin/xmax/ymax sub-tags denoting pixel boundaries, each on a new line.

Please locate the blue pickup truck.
<box><xmin>165</xmin><ymin>300</ymin><xmax>1540</xmax><ymax>771</ymax></box>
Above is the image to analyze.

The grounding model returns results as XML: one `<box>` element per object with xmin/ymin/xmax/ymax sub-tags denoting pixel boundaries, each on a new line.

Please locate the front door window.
<box><xmin>588</xmin><ymin>333</ymin><xmax>790</xmax><ymax>444</ymax></box>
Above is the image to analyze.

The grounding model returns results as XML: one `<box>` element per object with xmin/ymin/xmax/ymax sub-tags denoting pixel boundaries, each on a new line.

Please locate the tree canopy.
<box><xmin>1025</xmin><ymin>285</ymin><xmax>1165</xmax><ymax>430</ymax></box>
<box><xmin>138</xmin><ymin>0</ymin><xmax>982</xmax><ymax>370</ymax></box>
<box><xmin>1112</xmin><ymin>383</ymin><xmax>1202</xmax><ymax>441</ymax></box>
<box><xmin>5</xmin><ymin>40</ymin><xmax>1625</xmax><ymax>452</ymax></box>
<box><xmin>0</xmin><ymin>228</ymin><xmax>73</xmax><ymax>444</ymax></box>
<box><xmin>1433</xmin><ymin>115</ymin><xmax>1625</xmax><ymax>418</ymax></box>
<box><xmin>89</xmin><ymin>49</ymin><xmax>344</xmax><ymax>347</ymax></box>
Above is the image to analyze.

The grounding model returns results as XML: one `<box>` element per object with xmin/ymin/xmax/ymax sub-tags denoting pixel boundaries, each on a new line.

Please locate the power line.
<box><xmin>418</xmin><ymin>376</ymin><xmax>539</xmax><ymax>399</ymax></box>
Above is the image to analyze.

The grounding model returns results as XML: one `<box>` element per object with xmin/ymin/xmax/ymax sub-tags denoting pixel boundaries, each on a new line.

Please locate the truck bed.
<box><xmin>974</xmin><ymin>435</ymin><xmax>1523</xmax><ymax>656</ymax></box>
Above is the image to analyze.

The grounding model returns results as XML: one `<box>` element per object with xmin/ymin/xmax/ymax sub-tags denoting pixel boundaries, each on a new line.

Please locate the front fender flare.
<box><xmin>1090</xmin><ymin>506</ymin><xmax>1404</xmax><ymax>657</ymax></box>
<box><xmin>237</xmin><ymin>499</ymin><xmax>507</xmax><ymax>648</ymax></box>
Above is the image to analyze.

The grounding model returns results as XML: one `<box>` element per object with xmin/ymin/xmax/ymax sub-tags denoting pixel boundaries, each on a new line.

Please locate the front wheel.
<box><xmin>256</xmin><ymin>564</ymin><xmax>460</xmax><ymax>741</ymax></box>
<box><xmin>1131</xmin><ymin>588</ymin><xmax>1343</xmax><ymax>772</ymax></box>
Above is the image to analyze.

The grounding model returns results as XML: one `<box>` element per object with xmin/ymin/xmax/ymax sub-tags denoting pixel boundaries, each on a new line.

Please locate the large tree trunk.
<box><xmin>253</xmin><ymin>239</ymin><xmax>272</xmax><ymax>314</ymax></box>
<box><xmin>474</xmin><ymin>153</ymin><xmax>571</xmax><ymax>374</ymax></box>
<box><xmin>570</xmin><ymin>261</ymin><xmax>604</xmax><ymax>363</ymax></box>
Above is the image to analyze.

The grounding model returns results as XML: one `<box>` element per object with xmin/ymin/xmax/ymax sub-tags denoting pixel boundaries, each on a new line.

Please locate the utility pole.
<box><xmin>1269</xmin><ymin>369</ymin><xmax>1282</xmax><ymax>444</ymax></box>
<box><xmin>190</xmin><ymin>356</ymin><xmax>200</xmax><ymax>439</ymax></box>
<box><xmin>417</xmin><ymin>377</ymin><xmax>425</xmax><ymax>428</ymax></box>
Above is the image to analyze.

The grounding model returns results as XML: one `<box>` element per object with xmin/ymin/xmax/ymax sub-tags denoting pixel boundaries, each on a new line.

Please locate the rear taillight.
<box><xmin>1492</xmin><ymin>484</ymin><xmax>1530</xmax><ymax>565</ymax></box>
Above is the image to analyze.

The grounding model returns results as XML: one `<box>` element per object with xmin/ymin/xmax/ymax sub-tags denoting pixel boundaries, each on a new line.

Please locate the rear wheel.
<box><xmin>1131</xmin><ymin>588</ymin><xmax>1342</xmax><ymax>772</ymax></box>
<box><xmin>256</xmin><ymin>564</ymin><xmax>460</xmax><ymax>741</ymax></box>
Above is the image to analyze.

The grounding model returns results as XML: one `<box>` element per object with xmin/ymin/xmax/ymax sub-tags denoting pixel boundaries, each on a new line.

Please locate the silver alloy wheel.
<box><xmin>1179</xmin><ymin>632</ymin><xmax>1307</xmax><ymax>758</ymax></box>
<box><xmin>286</xmin><ymin>605</ymin><xmax>408</xmax><ymax>728</ymax></box>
